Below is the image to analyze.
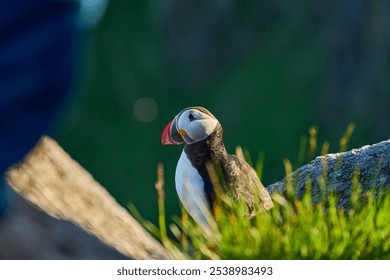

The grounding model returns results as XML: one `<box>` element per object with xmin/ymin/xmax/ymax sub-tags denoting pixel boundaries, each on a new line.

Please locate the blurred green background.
<box><xmin>53</xmin><ymin>1</ymin><xmax>390</xmax><ymax>225</ymax></box>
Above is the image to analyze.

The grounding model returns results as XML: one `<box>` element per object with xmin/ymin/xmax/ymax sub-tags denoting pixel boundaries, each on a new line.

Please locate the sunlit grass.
<box><xmin>134</xmin><ymin>124</ymin><xmax>390</xmax><ymax>259</ymax></box>
<box><xmin>154</xmin><ymin>161</ymin><xmax>390</xmax><ymax>260</ymax></box>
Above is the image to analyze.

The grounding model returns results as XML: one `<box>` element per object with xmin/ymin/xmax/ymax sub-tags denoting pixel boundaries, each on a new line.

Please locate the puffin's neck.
<box><xmin>184</xmin><ymin>123</ymin><xmax>228</xmax><ymax>166</ymax></box>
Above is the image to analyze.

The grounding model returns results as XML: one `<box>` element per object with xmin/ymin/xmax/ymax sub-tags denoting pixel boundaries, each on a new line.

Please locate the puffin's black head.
<box><xmin>161</xmin><ymin>106</ymin><xmax>219</xmax><ymax>145</ymax></box>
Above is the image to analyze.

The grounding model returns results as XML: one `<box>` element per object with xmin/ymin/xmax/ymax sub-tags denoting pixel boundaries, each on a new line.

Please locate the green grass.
<box><xmin>168</xmin><ymin>178</ymin><xmax>389</xmax><ymax>260</ymax></box>
<box><xmin>131</xmin><ymin>125</ymin><xmax>390</xmax><ymax>259</ymax></box>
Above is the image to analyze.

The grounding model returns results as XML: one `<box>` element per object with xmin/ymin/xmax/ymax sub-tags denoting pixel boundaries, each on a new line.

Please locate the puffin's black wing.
<box><xmin>223</xmin><ymin>155</ymin><xmax>274</xmax><ymax>216</ymax></box>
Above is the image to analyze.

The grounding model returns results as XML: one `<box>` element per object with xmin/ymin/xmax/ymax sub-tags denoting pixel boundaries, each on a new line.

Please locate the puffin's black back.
<box><xmin>184</xmin><ymin>121</ymin><xmax>273</xmax><ymax>214</ymax></box>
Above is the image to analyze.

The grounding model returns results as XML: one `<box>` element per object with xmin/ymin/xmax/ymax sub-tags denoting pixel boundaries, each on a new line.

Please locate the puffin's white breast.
<box><xmin>175</xmin><ymin>150</ymin><xmax>212</xmax><ymax>229</ymax></box>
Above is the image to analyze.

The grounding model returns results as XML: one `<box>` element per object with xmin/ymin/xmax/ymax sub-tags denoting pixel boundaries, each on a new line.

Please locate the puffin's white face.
<box><xmin>161</xmin><ymin>107</ymin><xmax>219</xmax><ymax>145</ymax></box>
<box><xmin>176</xmin><ymin>108</ymin><xmax>218</xmax><ymax>144</ymax></box>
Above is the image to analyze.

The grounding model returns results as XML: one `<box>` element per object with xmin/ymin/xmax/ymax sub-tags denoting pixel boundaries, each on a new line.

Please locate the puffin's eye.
<box><xmin>188</xmin><ymin>112</ymin><xmax>195</xmax><ymax>121</ymax></box>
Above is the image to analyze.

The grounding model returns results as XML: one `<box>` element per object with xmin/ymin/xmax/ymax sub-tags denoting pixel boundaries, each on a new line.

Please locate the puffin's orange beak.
<box><xmin>161</xmin><ymin>118</ymin><xmax>184</xmax><ymax>145</ymax></box>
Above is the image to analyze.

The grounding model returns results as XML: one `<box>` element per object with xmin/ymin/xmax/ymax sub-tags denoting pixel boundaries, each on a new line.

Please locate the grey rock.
<box><xmin>5</xmin><ymin>136</ymin><xmax>169</xmax><ymax>260</ymax></box>
<box><xmin>0</xmin><ymin>188</ymin><xmax>127</xmax><ymax>260</ymax></box>
<box><xmin>267</xmin><ymin>139</ymin><xmax>390</xmax><ymax>208</ymax></box>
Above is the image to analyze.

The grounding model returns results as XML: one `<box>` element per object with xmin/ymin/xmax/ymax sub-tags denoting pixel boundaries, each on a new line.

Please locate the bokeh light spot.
<box><xmin>133</xmin><ymin>97</ymin><xmax>159</xmax><ymax>123</ymax></box>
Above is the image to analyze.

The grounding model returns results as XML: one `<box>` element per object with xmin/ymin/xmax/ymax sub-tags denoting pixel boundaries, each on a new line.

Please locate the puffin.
<box><xmin>161</xmin><ymin>106</ymin><xmax>273</xmax><ymax>228</ymax></box>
